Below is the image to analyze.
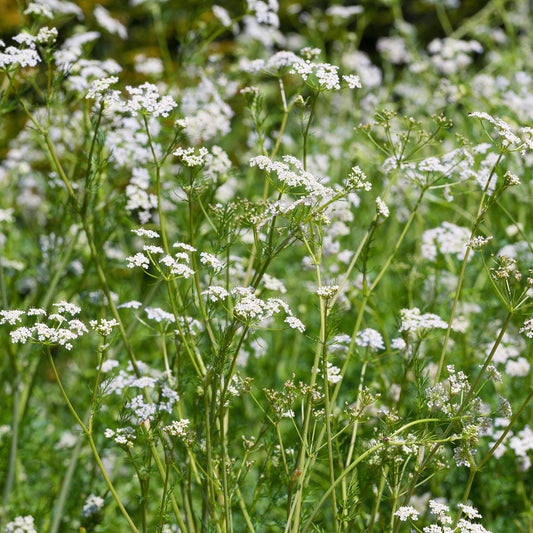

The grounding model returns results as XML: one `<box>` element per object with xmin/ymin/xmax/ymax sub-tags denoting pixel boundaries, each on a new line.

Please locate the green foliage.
<box><xmin>1</xmin><ymin>1</ymin><xmax>533</xmax><ymax>533</ymax></box>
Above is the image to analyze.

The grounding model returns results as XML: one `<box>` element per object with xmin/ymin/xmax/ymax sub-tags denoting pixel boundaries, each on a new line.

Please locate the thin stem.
<box><xmin>477</xmin><ymin>387</ymin><xmax>533</xmax><ymax>470</ymax></box>
<box><xmin>46</xmin><ymin>347</ymin><xmax>139</xmax><ymax>533</ymax></box>
<box><xmin>435</xmin><ymin>151</ymin><xmax>504</xmax><ymax>382</ymax></box>
<box><xmin>302</xmin><ymin>92</ymin><xmax>318</xmax><ymax>171</ymax></box>
<box><xmin>321</xmin><ymin>299</ymin><xmax>338</xmax><ymax>529</ymax></box>
<box><xmin>156</xmin><ymin>454</ymin><xmax>172</xmax><ymax>533</ymax></box>
<box><xmin>300</xmin><ymin>419</ymin><xmax>444</xmax><ymax>532</ymax></box>
<box><xmin>219</xmin><ymin>408</ymin><xmax>233</xmax><ymax>533</ymax></box>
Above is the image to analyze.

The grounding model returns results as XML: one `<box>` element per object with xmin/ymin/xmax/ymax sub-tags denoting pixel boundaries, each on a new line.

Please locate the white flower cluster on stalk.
<box><xmin>0</xmin><ymin>27</ymin><xmax>57</xmax><ymax>70</ymax></box>
<box><xmin>395</xmin><ymin>499</ymin><xmax>491</xmax><ymax>532</ymax></box>
<box><xmin>86</xmin><ymin>77</ymin><xmax>177</xmax><ymax>118</ymax></box>
<box><xmin>241</xmin><ymin>48</ymin><xmax>362</xmax><ymax>92</ymax></box>
<box><xmin>230</xmin><ymin>287</ymin><xmax>305</xmax><ymax>332</ymax></box>
<box><xmin>1</xmin><ymin>302</ymin><xmax>87</xmax><ymax>351</ymax></box>
<box><xmin>125</xmin><ymin>230</ymin><xmax>196</xmax><ymax>280</ymax></box>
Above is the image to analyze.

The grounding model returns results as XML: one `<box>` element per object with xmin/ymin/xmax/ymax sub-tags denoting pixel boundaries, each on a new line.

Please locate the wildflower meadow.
<box><xmin>2</xmin><ymin>0</ymin><xmax>533</xmax><ymax>531</ymax></box>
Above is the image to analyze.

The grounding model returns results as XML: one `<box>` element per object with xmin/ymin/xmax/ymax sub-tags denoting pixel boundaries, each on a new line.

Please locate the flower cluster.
<box><xmin>469</xmin><ymin>111</ymin><xmax>526</xmax><ymax>149</ymax></box>
<box><xmin>425</xmin><ymin>365</ymin><xmax>471</xmax><ymax>416</ymax></box>
<box><xmin>355</xmin><ymin>328</ymin><xmax>385</xmax><ymax>352</ymax></box>
<box><xmin>125</xmin><ymin>233</ymin><xmax>197</xmax><ymax>280</ymax></box>
<box><xmin>242</xmin><ymin>49</ymin><xmax>361</xmax><ymax>92</ymax></box>
<box><xmin>5</xmin><ymin>515</ymin><xmax>38</xmax><ymax>533</ymax></box>
<box><xmin>346</xmin><ymin>166</ymin><xmax>372</xmax><ymax>191</ymax></box>
<box><xmin>399</xmin><ymin>308</ymin><xmax>448</xmax><ymax>337</ymax></box>
<box><xmin>81</xmin><ymin>494</ymin><xmax>105</xmax><ymax>517</ymax></box>
<box><xmin>90</xmin><ymin>318</ymin><xmax>119</xmax><ymax>337</ymax></box>
<box><xmin>322</xmin><ymin>361</ymin><xmax>342</xmax><ymax>384</ymax></box>
<box><xmin>1</xmin><ymin>302</ymin><xmax>87</xmax><ymax>350</ymax></box>
<box><xmin>395</xmin><ymin>499</ymin><xmax>490</xmax><ymax>532</ymax></box>
<box><xmin>250</xmin><ymin>155</ymin><xmax>334</xmax><ymax>199</ymax></box>
<box><xmin>173</xmin><ymin>146</ymin><xmax>209</xmax><ymax>167</ymax></box>
<box><xmin>247</xmin><ymin>0</ymin><xmax>279</xmax><ymax>28</ymax></box>
<box><xmin>428</xmin><ymin>37</ymin><xmax>483</xmax><ymax>76</ymax></box>
<box><xmin>163</xmin><ymin>418</ymin><xmax>190</xmax><ymax>439</ymax></box>
<box><xmin>104</xmin><ymin>426</ymin><xmax>136</xmax><ymax>448</ymax></box>
<box><xmin>316</xmin><ymin>284</ymin><xmax>339</xmax><ymax>299</ymax></box>
<box><xmin>230</xmin><ymin>287</ymin><xmax>305</xmax><ymax>332</ymax></box>
<box><xmin>0</xmin><ymin>27</ymin><xmax>57</xmax><ymax>70</ymax></box>
<box><xmin>86</xmin><ymin>78</ymin><xmax>177</xmax><ymax>118</ymax></box>
<box><xmin>103</xmin><ymin>361</ymin><xmax>179</xmax><ymax>425</ymax></box>
<box><xmin>122</xmin><ymin>82</ymin><xmax>177</xmax><ymax>117</ymax></box>
<box><xmin>421</xmin><ymin>222</ymin><xmax>471</xmax><ymax>262</ymax></box>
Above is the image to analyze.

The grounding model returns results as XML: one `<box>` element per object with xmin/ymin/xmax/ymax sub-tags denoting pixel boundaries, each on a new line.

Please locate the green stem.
<box><xmin>435</xmin><ymin>151</ymin><xmax>504</xmax><ymax>382</ymax></box>
<box><xmin>300</xmin><ymin>419</ymin><xmax>443</xmax><ymax>532</ymax></box>
<box><xmin>477</xmin><ymin>387</ymin><xmax>533</xmax><ymax>471</ymax></box>
<box><xmin>219</xmin><ymin>408</ymin><xmax>233</xmax><ymax>533</ymax></box>
<box><xmin>320</xmin><ymin>300</ymin><xmax>338</xmax><ymax>529</ymax></box>
<box><xmin>46</xmin><ymin>347</ymin><xmax>139</xmax><ymax>533</ymax></box>
<box><xmin>156</xmin><ymin>456</ymin><xmax>171</xmax><ymax>533</ymax></box>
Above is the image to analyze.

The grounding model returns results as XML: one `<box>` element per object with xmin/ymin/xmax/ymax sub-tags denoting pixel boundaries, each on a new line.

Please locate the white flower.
<box><xmin>399</xmin><ymin>308</ymin><xmax>448</xmax><ymax>335</ymax></box>
<box><xmin>504</xmin><ymin>170</ymin><xmax>520</xmax><ymax>186</ymax></box>
<box><xmin>391</xmin><ymin>337</ymin><xmax>406</xmax><ymax>350</ymax></box>
<box><xmin>519</xmin><ymin>318</ymin><xmax>533</xmax><ymax>338</ymax></box>
<box><xmin>82</xmin><ymin>494</ymin><xmax>105</xmax><ymax>517</ymax></box>
<box><xmin>342</xmin><ymin>74</ymin><xmax>362</xmax><ymax>89</ymax></box>
<box><xmin>469</xmin><ymin>111</ymin><xmax>522</xmax><ymax>147</ymax></box>
<box><xmin>10</xmin><ymin>327</ymin><xmax>33</xmax><ymax>344</ymax></box>
<box><xmin>100</xmin><ymin>359</ymin><xmax>120</xmax><ymax>373</ymax></box>
<box><xmin>375</xmin><ymin>196</ymin><xmax>390</xmax><ymax>218</ymax></box>
<box><xmin>355</xmin><ymin>328</ymin><xmax>385</xmax><ymax>351</ymax></box>
<box><xmin>90</xmin><ymin>319</ymin><xmax>119</xmax><ymax>336</ymax></box>
<box><xmin>86</xmin><ymin>76</ymin><xmax>119</xmax><ymax>101</ymax></box>
<box><xmin>94</xmin><ymin>5</ymin><xmax>127</xmax><ymax>39</ymax></box>
<box><xmin>202</xmin><ymin>286</ymin><xmax>230</xmax><ymax>302</ymax></box>
<box><xmin>394</xmin><ymin>505</ymin><xmax>420</xmax><ymax>521</ymax></box>
<box><xmin>247</xmin><ymin>0</ymin><xmax>279</xmax><ymax>28</ymax></box>
<box><xmin>173</xmin><ymin>146</ymin><xmax>209</xmax><ymax>166</ymax></box>
<box><xmin>144</xmin><ymin>245</ymin><xmax>164</xmax><ymax>254</ymax></box>
<box><xmin>466</xmin><ymin>235</ymin><xmax>493</xmax><ymax>250</ymax></box>
<box><xmin>164</xmin><ymin>419</ymin><xmax>190</xmax><ymax>438</ymax></box>
<box><xmin>173</xmin><ymin>242</ymin><xmax>197</xmax><ymax>252</ymax></box>
<box><xmin>0</xmin><ymin>309</ymin><xmax>25</xmax><ymax>325</ymax></box>
<box><xmin>285</xmin><ymin>316</ymin><xmax>305</xmax><ymax>332</ymax></box>
<box><xmin>123</xmin><ymin>83</ymin><xmax>177</xmax><ymax>117</ymax></box>
<box><xmin>117</xmin><ymin>300</ymin><xmax>142</xmax><ymax>309</ymax></box>
<box><xmin>126</xmin><ymin>394</ymin><xmax>157</xmax><ymax>421</ymax></box>
<box><xmin>457</xmin><ymin>503</ymin><xmax>482</xmax><ymax>519</ymax></box>
<box><xmin>429</xmin><ymin>499</ymin><xmax>450</xmax><ymax>517</ymax></box>
<box><xmin>212</xmin><ymin>5</ymin><xmax>232</xmax><ymax>27</ymax></box>
<box><xmin>347</xmin><ymin>166</ymin><xmax>372</xmax><ymax>191</ymax></box>
<box><xmin>422</xmin><ymin>222</ymin><xmax>471</xmax><ymax>262</ymax></box>
<box><xmin>159</xmin><ymin>255</ymin><xmax>194</xmax><ymax>278</ymax></box>
<box><xmin>316</xmin><ymin>284</ymin><xmax>339</xmax><ymax>298</ymax></box>
<box><xmin>325</xmin><ymin>5</ymin><xmax>363</xmax><ymax>17</ymax></box>
<box><xmin>105</xmin><ymin>426</ymin><xmax>136</xmax><ymax>447</ymax></box>
<box><xmin>323</xmin><ymin>361</ymin><xmax>342</xmax><ymax>384</ymax></box>
<box><xmin>200</xmin><ymin>252</ymin><xmax>225</xmax><ymax>270</ymax></box>
<box><xmin>145</xmin><ymin>307</ymin><xmax>175</xmax><ymax>323</ymax></box>
<box><xmin>505</xmin><ymin>357</ymin><xmax>530</xmax><ymax>377</ymax></box>
<box><xmin>262</xmin><ymin>274</ymin><xmax>287</xmax><ymax>293</ymax></box>
<box><xmin>0</xmin><ymin>46</ymin><xmax>41</xmax><ymax>69</ymax></box>
<box><xmin>5</xmin><ymin>515</ymin><xmax>37</xmax><ymax>533</ymax></box>
<box><xmin>126</xmin><ymin>252</ymin><xmax>150</xmax><ymax>269</ymax></box>
<box><xmin>53</xmin><ymin>301</ymin><xmax>81</xmax><ymax>315</ymax></box>
<box><xmin>132</xmin><ymin>228</ymin><xmax>160</xmax><ymax>238</ymax></box>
